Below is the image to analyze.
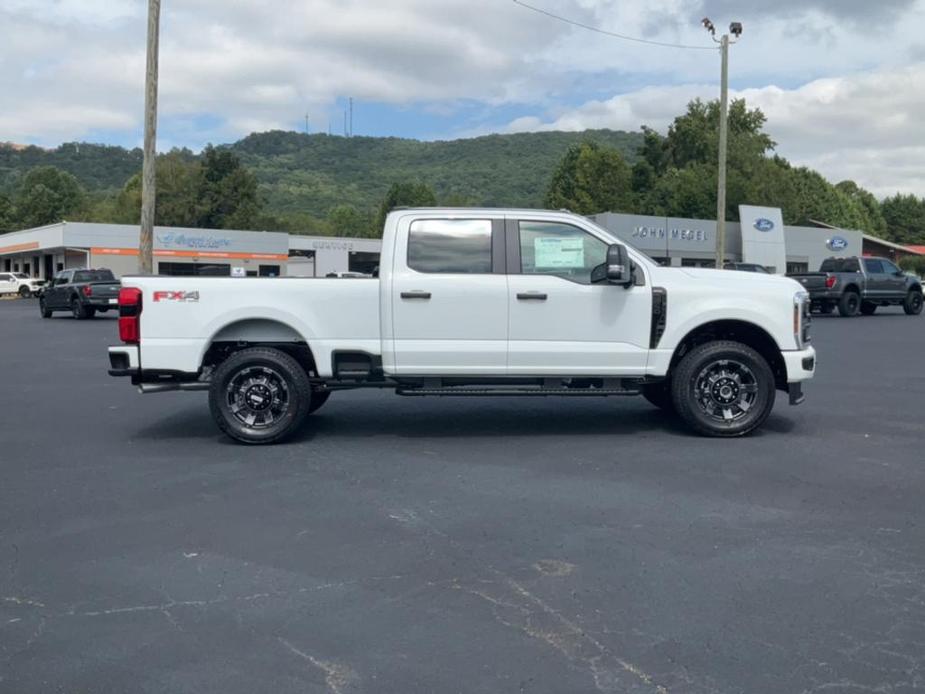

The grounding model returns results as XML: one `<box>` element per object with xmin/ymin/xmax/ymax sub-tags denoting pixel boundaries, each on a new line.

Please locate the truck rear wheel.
<box><xmin>838</xmin><ymin>291</ymin><xmax>860</xmax><ymax>317</ymax></box>
<box><xmin>71</xmin><ymin>297</ymin><xmax>90</xmax><ymax>320</ymax></box>
<box><xmin>670</xmin><ymin>341</ymin><xmax>776</xmax><ymax>438</ymax></box>
<box><xmin>904</xmin><ymin>290</ymin><xmax>923</xmax><ymax>316</ymax></box>
<box><xmin>209</xmin><ymin>347</ymin><xmax>313</xmax><ymax>445</ymax></box>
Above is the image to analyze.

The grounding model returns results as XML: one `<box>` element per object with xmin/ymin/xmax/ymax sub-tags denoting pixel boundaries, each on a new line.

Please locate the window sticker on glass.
<box><xmin>534</xmin><ymin>237</ymin><xmax>585</xmax><ymax>269</ymax></box>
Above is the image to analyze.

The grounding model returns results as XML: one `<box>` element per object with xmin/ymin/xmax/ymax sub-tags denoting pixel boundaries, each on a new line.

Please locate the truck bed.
<box><xmin>124</xmin><ymin>276</ymin><xmax>382</xmax><ymax>377</ymax></box>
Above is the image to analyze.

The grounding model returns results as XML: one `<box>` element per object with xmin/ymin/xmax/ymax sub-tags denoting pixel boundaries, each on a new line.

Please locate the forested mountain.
<box><xmin>0</xmin><ymin>129</ymin><xmax>643</xmax><ymax>220</ymax></box>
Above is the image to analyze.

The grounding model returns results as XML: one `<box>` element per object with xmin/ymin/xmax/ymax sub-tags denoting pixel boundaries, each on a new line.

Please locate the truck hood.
<box><xmin>674</xmin><ymin>267</ymin><xmax>804</xmax><ymax>292</ymax></box>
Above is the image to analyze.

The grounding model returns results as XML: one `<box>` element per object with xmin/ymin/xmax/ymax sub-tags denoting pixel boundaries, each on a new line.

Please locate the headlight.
<box><xmin>794</xmin><ymin>291</ymin><xmax>811</xmax><ymax>347</ymax></box>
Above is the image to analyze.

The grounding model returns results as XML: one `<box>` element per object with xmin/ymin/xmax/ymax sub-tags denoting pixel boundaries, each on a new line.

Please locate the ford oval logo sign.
<box><xmin>754</xmin><ymin>218</ymin><xmax>775</xmax><ymax>232</ymax></box>
<box><xmin>827</xmin><ymin>236</ymin><xmax>849</xmax><ymax>252</ymax></box>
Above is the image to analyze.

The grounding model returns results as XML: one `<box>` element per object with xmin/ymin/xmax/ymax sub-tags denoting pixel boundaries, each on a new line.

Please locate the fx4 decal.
<box><xmin>153</xmin><ymin>290</ymin><xmax>200</xmax><ymax>303</ymax></box>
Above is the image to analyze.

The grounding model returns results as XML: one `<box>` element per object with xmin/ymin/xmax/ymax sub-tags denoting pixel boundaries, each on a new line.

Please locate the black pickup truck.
<box><xmin>788</xmin><ymin>256</ymin><xmax>923</xmax><ymax>317</ymax></box>
<box><xmin>39</xmin><ymin>269</ymin><xmax>122</xmax><ymax>319</ymax></box>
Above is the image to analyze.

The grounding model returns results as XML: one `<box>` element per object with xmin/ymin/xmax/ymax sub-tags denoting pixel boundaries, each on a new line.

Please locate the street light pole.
<box><xmin>716</xmin><ymin>33</ymin><xmax>729</xmax><ymax>269</ymax></box>
<box><xmin>703</xmin><ymin>18</ymin><xmax>741</xmax><ymax>270</ymax></box>
<box><xmin>139</xmin><ymin>0</ymin><xmax>161</xmax><ymax>275</ymax></box>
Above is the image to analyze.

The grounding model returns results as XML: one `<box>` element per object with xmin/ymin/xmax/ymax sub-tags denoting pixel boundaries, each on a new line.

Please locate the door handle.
<box><xmin>517</xmin><ymin>292</ymin><xmax>548</xmax><ymax>301</ymax></box>
<box><xmin>401</xmin><ymin>291</ymin><xmax>432</xmax><ymax>300</ymax></box>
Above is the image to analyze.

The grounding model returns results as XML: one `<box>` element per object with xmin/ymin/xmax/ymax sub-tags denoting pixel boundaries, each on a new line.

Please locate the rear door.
<box><xmin>506</xmin><ymin>218</ymin><xmax>652</xmax><ymax>376</ymax></box>
<box><xmin>862</xmin><ymin>258</ymin><xmax>887</xmax><ymax>298</ymax></box>
<box><xmin>390</xmin><ymin>217</ymin><xmax>509</xmax><ymax>375</ymax></box>
<box><xmin>879</xmin><ymin>259</ymin><xmax>907</xmax><ymax>298</ymax></box>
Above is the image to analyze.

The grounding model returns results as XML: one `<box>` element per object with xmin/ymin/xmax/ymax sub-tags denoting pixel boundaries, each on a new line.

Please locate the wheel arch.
<box><xmin>200</xmin><ymin>318</ymin><xmax>318</xmax><ymax>377</ymax></box>
<box><xmin>668</xmin><ymin>319</ymin><xmax>788</xmax><ymax>390</ymax></box>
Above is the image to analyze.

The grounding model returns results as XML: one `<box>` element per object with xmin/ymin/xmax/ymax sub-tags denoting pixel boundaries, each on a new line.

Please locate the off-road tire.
<box><xmin>71</xmin><ymin>297</ymin><xmax>90</xmax><ymax>320</ymax></box>
<box><xmin>838</xmin><ymin>291</ymin><xmax>860</xmax><ymax>317</ymax></box>
<box><xmin>670</xmin><ymin>340</ymin><xmax>776</xmax><ymax>438</ymax></box>
<box><xmin>904</xmin><ymin>289</ymin><xmax>923</xmax><ymax>316</ymax></box>
<box><xmin>39</xmin><ymin>298</ymin><xmax>52</xmax><ymax>318</ymax></box>
<box><xmin>209</xmin><ymin>347</ymin><xmax>312</xmax><ymax>445</ymax></box>
<box><xmin>18</xmin><ymin>286</ymin><xmax>31</xmax><ymax>298</ymax></box>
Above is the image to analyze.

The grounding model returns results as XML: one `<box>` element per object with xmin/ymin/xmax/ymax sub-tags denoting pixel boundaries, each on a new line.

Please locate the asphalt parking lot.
<box><xmin>1</xmin><ymin>298</ymin><xmax>923</xmax><ymax>694</ymax></box>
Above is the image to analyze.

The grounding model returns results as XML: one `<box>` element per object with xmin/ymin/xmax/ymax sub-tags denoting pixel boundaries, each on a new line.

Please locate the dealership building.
<box><xmin>1</xmin><ymin>209</ymin><xmax>919</xmax><ymax>281</ymax></box>
<box><xmin>0</xmin><ymin>222</ymin><xmax>382</xmax><ymax>279</ymax></box>
<box><xmin>592</xmin><ymin>205</ymin><xmax>922</xmax><ymax>273</ymax></box>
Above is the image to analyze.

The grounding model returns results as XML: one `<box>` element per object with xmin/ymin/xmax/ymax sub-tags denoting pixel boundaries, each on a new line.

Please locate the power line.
<box><xmin>512</xmin><ymin>0</ymin><xmax>716</xmax><ymax>51</ymax></box>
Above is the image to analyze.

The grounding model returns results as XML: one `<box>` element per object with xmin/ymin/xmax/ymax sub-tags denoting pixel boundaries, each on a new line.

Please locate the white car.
<box><xmin>0</xmin><ymin>272</ymin><xmax>46</xmax><ymax>298</ymax></box>
<box><xmin>108</xmin><ymin>208</ymin><xmax>816</xmax><ymax>443</ymax></box>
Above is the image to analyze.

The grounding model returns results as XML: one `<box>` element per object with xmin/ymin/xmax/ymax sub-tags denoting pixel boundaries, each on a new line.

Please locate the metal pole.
<box><xmin>139</xmin><ymin>0</ymin><xmax>161</xmax><ymax>275</ymax></box>
<box><xmin>715</xmin><ymin>33</ymin><xmax>729</xmax><ymax>269</ymax></box>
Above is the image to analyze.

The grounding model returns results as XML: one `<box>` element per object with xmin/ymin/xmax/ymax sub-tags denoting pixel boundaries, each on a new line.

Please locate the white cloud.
<box><xmin>0</xmin><ymin>0</ymin><xmax>924</xmax><ymax>195</ymax></box>
<box><xmin>501</xmin><ymin>63</ymin><xmax>925</xmax><ymax>196</ymax></box>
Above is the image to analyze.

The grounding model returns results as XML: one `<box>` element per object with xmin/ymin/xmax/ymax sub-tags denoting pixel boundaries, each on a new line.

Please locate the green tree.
<box><xmin>881</xmin><ymin>194</ymin><xmax>925</xmax><ymax>245</ymax></box>
<box><xmin>13</xmin><ymin>166</ymin><xmax>85</xmax><ymax>228</ymax></box>
<box><xmin>835</xmin><ymin>181</ymin><xmax>887</xmax><ymax>235</ymax></box>
<box><xmin>375</xmin><ymin>181</ymin><xmax>437</xmax><ymax>234</ymax></box>
<box><xmin>0</xmin><ymin>192</ymin><xmax>13</xmax><ymax>232</ymax></box>
<box><xmin>544</xmin><ymin>142</ymin><xmax>634</xmax><ymax>215</ymax></box>
<box><xmin>197</xmin><ymin>145</ymin><xmax>261</xmax><ymax>229</ymax></box>
<box><xmin>113</xmin><ymin>152</ymin><xmax>202</xmax><ymax>227</ymax></box>
<box><xmin>326</xmin><ymin>204</ymin><xmax>372</xmax><ymax>237</ymax></box>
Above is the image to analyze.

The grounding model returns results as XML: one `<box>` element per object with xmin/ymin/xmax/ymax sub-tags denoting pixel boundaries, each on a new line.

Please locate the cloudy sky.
<box><xmin>1</xmin><ymin>0</ymin><xmax>923</xmax><ymax>196</ymax></box>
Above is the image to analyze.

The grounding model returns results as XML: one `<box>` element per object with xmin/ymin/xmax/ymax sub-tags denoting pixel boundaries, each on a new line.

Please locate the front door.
<box><xmin>506</xmin><ymin>219</ymin><xmax>652</xmax><ymax>376</ymax></box>
<box><xmin>390</xmin><ymin>218</ymin><xmax>508</xmax><ymax>375</ymax></box>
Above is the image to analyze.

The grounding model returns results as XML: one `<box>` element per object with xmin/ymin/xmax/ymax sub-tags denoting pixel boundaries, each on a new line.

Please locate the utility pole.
<box><xmin>702</xmin><ymin>18</ymin><xmax>742</xmax><ymax>269</ymax></box>
<box><xmin>304</xmin><ymin>113</ymin><xmax>310</xmax><ymax>134</ymax></box>
<box><xmin>349</xmin><ymin>97</ymin><xmax>353</xmax><ymax>137</ymax></box>
<box><xmin>139</xmin><ymin>0</ymin><xmax>161</xmax><ymax>275</ymax></box>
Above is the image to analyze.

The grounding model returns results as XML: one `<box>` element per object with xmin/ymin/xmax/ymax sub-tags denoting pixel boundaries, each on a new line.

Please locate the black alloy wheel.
<box><xmin>838</xmin><ymin>292</ymin><xmax>860</xmax><ymax>317</ymax></box>
<box><xmin>209</xmin><ymin>347</ymin><xmax>312</xmax><ymax>444</ymax></box>
<box><xmin>671</xmin><ymin>340</ymin><xmax>776</xmax><ymax>437</ymax></box>
<box><xmin>904</xmin><ymin>290</ymin><xmax>923</xmax><ymax>316</ymax></box>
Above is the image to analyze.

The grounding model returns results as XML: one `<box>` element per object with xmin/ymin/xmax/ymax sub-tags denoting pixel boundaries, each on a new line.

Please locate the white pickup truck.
<box><xmin>108</xmin><ymin>209</ymin><xmax>816</xmax><ymax>443</ymax></box>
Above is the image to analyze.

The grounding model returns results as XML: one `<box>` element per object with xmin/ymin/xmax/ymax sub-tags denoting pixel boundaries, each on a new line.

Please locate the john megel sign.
<box><xmin>631</xmin><ymin>225</ymin><xmax>709</xmax><ymax>243</ymax></box>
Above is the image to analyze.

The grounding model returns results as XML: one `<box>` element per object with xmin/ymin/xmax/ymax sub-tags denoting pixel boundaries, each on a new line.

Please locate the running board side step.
<box><xmin>139</xmin><ymin>382</ymin><xmax>210</xmax><ymax>394</ymax></box>
<box><xmin>396</xmin><ymin>387</ymin><xmax>641</xmax><ymax>397</ymax></box>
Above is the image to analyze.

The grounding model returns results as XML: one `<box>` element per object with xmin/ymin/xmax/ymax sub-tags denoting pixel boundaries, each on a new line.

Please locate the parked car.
<box><xmin>40</xmin><ymin>269</ymin><xmax>122</xmax><ymax>319</ymax></box>
<box><xmin>724</xmin><ymin>263</ymin><xmax>770</xmax><ymax>274</ymax></box>
<box><xmin>0</xmin><ymin>272</ymin><xmax>47</xmax><ymax>298</ymax></box>
<box><xmin>788</xmin><ymin>256</ymin><xmax>923</xmax><ymax>316</ymax></box>
<box><xmin>108</xmin><ymin>208</ymin><xmax>816</xmax><ymax>443</ymax></box>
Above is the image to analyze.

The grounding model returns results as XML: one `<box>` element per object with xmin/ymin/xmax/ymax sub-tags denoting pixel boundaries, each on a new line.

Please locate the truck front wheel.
<box><xmin>209</xmin><ymin>347</ymin><xmax>313</xmax><ymax>445</ymax></box>
<box><xmin>671</xmin><ymin>341</ymin><xmax>776</xmax><ymax>438</ymax></box>
<box><xmin>903</xmin><ymin>290</ymin><xmax>923</xmax><ymax>316</ymax></box>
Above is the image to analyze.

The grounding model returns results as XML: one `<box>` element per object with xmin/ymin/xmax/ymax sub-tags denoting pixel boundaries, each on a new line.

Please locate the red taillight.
<box><xmin>82</xmin><ymin>285</ymin><xmax>93</xmax><ymax>297</ymax></box>
<box><xmin>118</xmin><ymin>287</ymin><xmax>143</xmax><ymax>344</ymax></box>
<box><xmin>825</xmin><ymin>275</ymin><xmax>837</xmax><ymax>289</ymax></box>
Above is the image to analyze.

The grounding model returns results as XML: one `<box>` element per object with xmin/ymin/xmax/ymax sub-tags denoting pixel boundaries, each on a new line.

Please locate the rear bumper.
<box><xmin>108</xmin><ymin>345</ymin><xmax>139</xmax><ymax>377</ymax></box>
<box><xmin>87</xmin><ymin>298</ymin><xmax>120</xmax><ymax>309</ymax></box>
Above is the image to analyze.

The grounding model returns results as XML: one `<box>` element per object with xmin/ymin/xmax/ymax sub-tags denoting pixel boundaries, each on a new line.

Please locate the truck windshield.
<box><xmin>74</xmin><ymin>270</ymin><xmax>116</xmax><ymax>283</ymax></box>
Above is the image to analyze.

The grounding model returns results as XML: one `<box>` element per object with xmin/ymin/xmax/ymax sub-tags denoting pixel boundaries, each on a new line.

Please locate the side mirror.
<box><xmin>604</xmin><ymin>244</ymin><xmax>634</xmax><ymax>287</ymax></box>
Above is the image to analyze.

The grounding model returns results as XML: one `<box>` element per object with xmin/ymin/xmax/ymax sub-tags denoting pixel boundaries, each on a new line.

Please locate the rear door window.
<box><xmin>863</xmin><ymin>259</ymin><xmax>884</xmax><ymax>274</ymax></box>
<box><xmin>407</xmin><ymin>219</ymin><xmax>492</xmax><ymax>274</ymax></box>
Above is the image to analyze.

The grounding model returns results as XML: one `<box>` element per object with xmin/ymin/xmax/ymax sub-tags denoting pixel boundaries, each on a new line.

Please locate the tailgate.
<box><xmin>89</xmin><ymin>281</ymin><xmax>122</xmax><ymax>298</ymax></box>
<box><xmin>789</xmin><ymin>273</ymin><xmax>828</xmax><ymax>291</ymax></box>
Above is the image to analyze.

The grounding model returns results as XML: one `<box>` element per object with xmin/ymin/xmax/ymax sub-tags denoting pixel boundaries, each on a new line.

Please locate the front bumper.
<box><xmin>782</xmin><ymin>346</ymin><xmax>816</xmax><ymax>405</ymax></box>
